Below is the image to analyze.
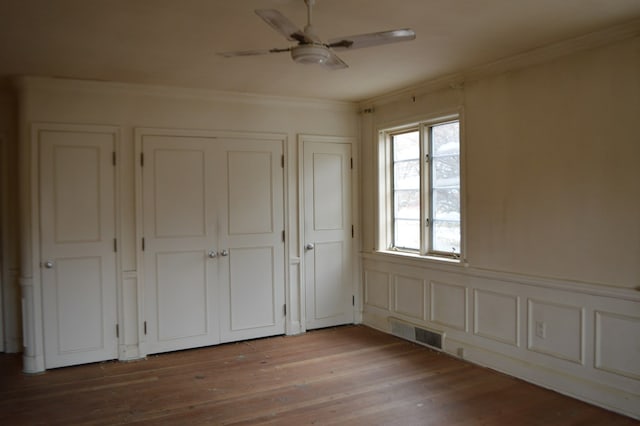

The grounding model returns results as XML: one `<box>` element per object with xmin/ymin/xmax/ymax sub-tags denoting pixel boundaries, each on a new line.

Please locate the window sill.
<box><xmin>370</xmin><ymin>249</ymin><xmax>468</xmax><ymax>268</ymax></box>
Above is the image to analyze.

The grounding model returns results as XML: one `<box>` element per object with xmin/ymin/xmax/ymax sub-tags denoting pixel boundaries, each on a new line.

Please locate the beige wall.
<box><xmin>362</xmin><ymin>35</ymin><xmax>640</xmax><ymax>289</ymax></box>
<box><xmin>465</xmin><ymin>35</ymin><xmax>640</xmax><ymax>288</ymax></box>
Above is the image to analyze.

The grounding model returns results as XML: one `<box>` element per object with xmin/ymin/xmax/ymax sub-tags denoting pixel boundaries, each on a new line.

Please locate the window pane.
<box><xmin>394</xmin><ymin>190</ymin><xmax>420</xmax><ymax>219</ymax></box>
<box><xmin>430</xmin><ymin>119</ymin><xmax>460</xmax><ymax>256</ymax></box>
<box><xmin>394</xmin><ymin>219</ymin><xmax>420</xmax><ymax>250</ymax></box>
<box><xmin>393</xmin><ymin>131</ymin><xmax>419</xmax><ymax>161</ymax></box>
<box><xmin>432</xmin><ymin>220</ymin><xmax>460</xmax><ymax>254</ymax></box>
<box><xmin>432</xmin><ymin>121</ymin><xmax>459</xmax><ymax>156</ymax></box>
<box><xmin>432</xmin><ymin>156</ymin><xmax>460</xmax><ymax>188</ymax></box>
<box><xmin>432</xmin><ymin>188</ymin><xmax>460</xmax><ymax>221</ymax></box>
<box><xmin>393</xmin><ymin>160</ymin><xmax>419</xmax><ymax>189</ymax></box>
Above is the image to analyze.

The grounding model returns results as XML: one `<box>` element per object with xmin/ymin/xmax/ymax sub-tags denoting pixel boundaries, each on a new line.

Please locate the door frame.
<box><xmin>22</xmin><ymin>123</ymin><xmax>122</xmax><ymax>373</ymax></box>
<box><xmin>134</xmin><ymin>128</ymin><xmax>290</xmax><ymax>358</ymax></box>
<box><xmin>297</xmin><ymin>134</ymin><xmax>360</xmax><ymax>333</ymax></box>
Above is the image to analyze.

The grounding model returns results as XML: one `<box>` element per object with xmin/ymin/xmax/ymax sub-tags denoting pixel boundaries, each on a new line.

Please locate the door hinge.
<box><xmin>116</xmin><ymin>324</ymin><xmax>119</xmax><ymax>338</ymax></box>
<box><xmin>140</xmin><ymin>152</ymin><xmax>144</xmax><ymax>167</ymax></box>
<box><xmin>350</xmin><ymin>157</ymin><xmax>353</xmax><ymax>169</ymax></box>
<box><xmin>112</xmin><ymin>151</ymin><xmax>116</xmax><ymax>166</ymax></box>
<box><xmin>114</xmin><ymin>238</ymin><xmax>117</xmax><ymax>252</ymax></box>
<box><xmin>351</xmin><ymin>225</ymin><xmax>354</xmax><ymax>238</ymax></box>
<box><xmin>282</xmin><ymin>230</ymin><xmax>285</xmax><ymax>243</ymax></box>
<box><xmin>352</xmin><ymin>295</ymin><xmax>355</xmax><ymax>306</ymax></box>
<box><xmin>281</xmin><ymin>155</ymin><xmax>285</xmax><ymax>168</ymax></box>
<box><xmin>142</xmin><ymin>237</ymin><xmax>145</xmax><ymax>251</ymax></box>
<box><xmin>143</xmin><ymin>321</ymin><xmax>147</xmax><ymax>335</ymax></box>
<box><xmin>283</xmin><ymin>304</ymin><xmax>287</xmax><ymax>316</ymax></box>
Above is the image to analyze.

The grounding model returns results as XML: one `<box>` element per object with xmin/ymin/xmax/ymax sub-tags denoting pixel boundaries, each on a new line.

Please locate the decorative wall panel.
<box><xmin>474</xmin><ymin>289</ymin><xmax>519</xmax><ymax>346</ymax></box>
<box><xmin>527</xmin><ymin>299</ymin><xmax>583</xmax><ymax>364</ymax></box>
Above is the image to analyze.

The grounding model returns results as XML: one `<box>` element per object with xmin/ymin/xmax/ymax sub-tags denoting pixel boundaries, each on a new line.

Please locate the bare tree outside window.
<box><xmin>388</xmin><ymin>118</ymin><xmax>461</xmax><ymax>257</ymax></box>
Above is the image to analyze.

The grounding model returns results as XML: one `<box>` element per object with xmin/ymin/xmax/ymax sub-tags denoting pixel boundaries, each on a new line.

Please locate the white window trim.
<box><xmin>375</xmin><ymin>110</ymin><xmax>466</xmax><ymax>263</ymax></box>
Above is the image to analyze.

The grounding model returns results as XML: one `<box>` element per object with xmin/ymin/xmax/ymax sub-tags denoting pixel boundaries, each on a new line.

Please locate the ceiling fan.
<box><xmin>218</xmin><ymin>0</ymin><xmax>416</xmax><ymax>69</ymax></box>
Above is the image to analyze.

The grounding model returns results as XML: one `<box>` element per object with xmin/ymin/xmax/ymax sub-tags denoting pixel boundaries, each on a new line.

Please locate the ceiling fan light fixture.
<box><xmin>291</xmin><ymin>44</ymin><xmax>330</xmax><ymax>64</ymax></box>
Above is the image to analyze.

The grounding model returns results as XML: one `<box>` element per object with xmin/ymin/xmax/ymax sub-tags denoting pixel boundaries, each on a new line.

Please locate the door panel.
<box><xmin>229</xmin><ymin>247</ymin><xmax>276</xmax><ymax>330</ymax></box>
<box><xmin>55</xmin><ymin>257</ymin><xmax>105</xmax><ymax>352</ymax></box>
<box><xmin>227</xmin><ymin>151</ymin><xmax>274</xmax><ymax>235</ymax></box>
<box><xmin>312</xmin><ymin>153</ymin><xmax>345</xmax><ymax>230</ymax></box>
<box><xmin>304</xmin><ymin>141</ymin><xmax>353</xmax><ymax>330</ymax></box>
<box><xmin>218</xmin><ymin>140</ymin><xmax>285</xmax><ymax>342</ymax></box>
<box><xmin>40</xmin><ymin>130</ymin><xmax>117</xmax><ymax>368</ymax></box>
<box><xmin>313</xmin><ymin>241</ymin><xmax>345</xmax><ymax>319</ymax></box>
<box><xmin>153</xmin><ymin>149</ymin><xmax>206</xmax><ymax>238</ymax></box>
<box><xmin>156</xmin><ymin>251</ymin><xmax>208</xmax><ymax>340</ymax></box>
<box><xmin>142</xmin><ymin>136</ymin><xmax>219</xmax><ymax>354</ymax></box>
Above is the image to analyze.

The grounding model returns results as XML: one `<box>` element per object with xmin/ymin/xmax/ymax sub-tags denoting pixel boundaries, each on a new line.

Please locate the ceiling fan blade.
<box><xmin>255</xmin><ymin>9</ymin><xmax>309</xmax><ymax>43</ymax></box>
<box><xmin>218</xmin><ymin>47</ymin><xmax>290</xmax><ymax>58</ymax></box>
<box><xmin>323</xmin><ymin>51</ymin><xmax>349</xmax><ymax>70</ymax></box>
<box><xmin>328</xmin><ymin>28</ymin><xmax>416</xmax><ymax>50</ymax></box>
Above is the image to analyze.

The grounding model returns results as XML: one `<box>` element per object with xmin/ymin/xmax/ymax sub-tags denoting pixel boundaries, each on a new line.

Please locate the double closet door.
<box><xmin>141</xmin><ymin>134</ymin><xmax>285</xmax><ymax>355</ymax></box>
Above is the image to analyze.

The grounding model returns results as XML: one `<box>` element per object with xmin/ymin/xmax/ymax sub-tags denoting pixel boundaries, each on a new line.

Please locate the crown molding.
<box><xmin>13</xmin><ymin>75</ymin><xmax>359</xmax><ymax>112</ymax></box>
<box><xmin>360</xmin><ymin>17</ymin><xmax>640</xmax><ymax>108</ymax></box>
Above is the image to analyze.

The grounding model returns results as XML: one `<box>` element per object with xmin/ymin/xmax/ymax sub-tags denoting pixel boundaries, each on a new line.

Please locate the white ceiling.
<box><xmin>1</xmin><ymin>0</ymin><xmax>639</xmax><ymax>102</ymax></box>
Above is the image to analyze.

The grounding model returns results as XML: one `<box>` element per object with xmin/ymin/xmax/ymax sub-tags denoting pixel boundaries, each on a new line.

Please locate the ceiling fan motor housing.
<box><xmin>291</xmin><ymin>44</ymin><xmax>330</xmax><ymax>64</ymax></box>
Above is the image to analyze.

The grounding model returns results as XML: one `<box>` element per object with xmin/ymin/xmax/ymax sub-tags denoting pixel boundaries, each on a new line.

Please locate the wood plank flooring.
<box><xmin>0</xmin><ymin>325</ymin><xmax>636</xmax><ymax>425</ymax></box>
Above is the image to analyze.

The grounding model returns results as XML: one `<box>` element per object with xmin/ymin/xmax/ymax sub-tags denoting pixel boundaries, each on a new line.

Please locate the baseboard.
<box><xmin>442</xmin><ymin>336</ymin><xmax>640</xmax><ymax>420</ymax></box>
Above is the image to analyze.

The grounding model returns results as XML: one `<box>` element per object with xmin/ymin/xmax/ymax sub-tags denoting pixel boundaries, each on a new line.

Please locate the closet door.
<box><xmin>303</xmin><ymin>140</ymin><xmax>354</xmax><ymax>330</ymax></box>
<box><xmin>40</xmin><ymin>128</ymin><xmax>118</xmax><ymax>368</ymax></box>
<box><xmin>217</xmin><ymin>138</ymin><xmax>286</xmax><ymax>342</ymax></box>
<box><xmin>141</xmin><ymin>135</ymin><xmax>220</xmax><ymax>354</ymax></box>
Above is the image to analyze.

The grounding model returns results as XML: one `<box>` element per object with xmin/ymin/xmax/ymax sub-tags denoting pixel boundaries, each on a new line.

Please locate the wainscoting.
<box><xmin>362</xmin><ymin>253</ymin><xmax>640</xmax><ymax>419</ymax></box>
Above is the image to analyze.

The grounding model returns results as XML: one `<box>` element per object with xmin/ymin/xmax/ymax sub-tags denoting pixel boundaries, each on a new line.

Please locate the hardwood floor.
<box><xmin>0</xmin><ymin>325</ymin><xmax>636</xmax><ymax>425</ymax></box>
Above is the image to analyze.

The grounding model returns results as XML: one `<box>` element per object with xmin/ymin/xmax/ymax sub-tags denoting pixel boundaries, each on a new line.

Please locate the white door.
<box><xmin>40</xmin><ymin>129</ymin><xmax>118</xmax><ymax>368</ymax></box>
<box><xmin>303</xmin><ymin>141</ymin><xmax>354</xmax><ymax>330</ymax></box>
<box><xmin>217</xmin><ymin>139</ymin><xmax>285</xmax><ymax>342</ymax></box>
<box><xmin>141</xmin><ymin>135</ymin><xmax>220</xmax><ymax>354</ymax></box>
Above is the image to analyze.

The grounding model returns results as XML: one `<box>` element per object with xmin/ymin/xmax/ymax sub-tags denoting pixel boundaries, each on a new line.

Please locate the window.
<box><xmin>381</xmin><ymin>116</ymin><xmax>462</xmax><ymax>259</ymax></box>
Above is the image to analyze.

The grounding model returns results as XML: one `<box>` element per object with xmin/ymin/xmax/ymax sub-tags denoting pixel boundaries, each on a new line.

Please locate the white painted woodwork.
<box><xmin>364</xmin><ymin>269</ymin><xmax>390</xmax><ymax>310</ymax></box>
<box><xmin>527</xmin><ymin>299</ymin><xmax>584</xmax><ymax>364</ymax></box>
<box><xmin>595</xmin><ymin>312</ymin><xmax>640</xmax><ymax>380</ymax></box>
<box><xmin>430</xmin><ymin>281</ymin><xmax>467</xmax><ymax>331</ymax></box>
<box><xmin>473</xmin><ymin>289</ymin><xmax>519</xmax><ymax>346</ymax></box>
<box><xmin>142</xmin><ymin>133</ymin><xmax>285</xmax><ymax>354</ymax></box>
<box><xmin>142</xmin><ymin>135</ymin><xmax>219</xmax><ymax>354</ymax></box>
<box><xmin>303</xmin><ymin>141</ymin><xmax>353</xmax><ymax>330</ymax></box>
<box><xmin>393</xmin><ymin>275</ymin><xmax>425</xmax><ymax>320</ymax></box>
<box><xmin>39</xmin><ymin>130</ymin><xmax>117</xmax><ymax>368</ymax></box>
<box><xmin>217</xmin><ymin>139</ymin><xmax>285</xmax><ymax>342</ymax></box>
<box><xmin>16</xmin><ymin>78</ymin><xmax>357</xmax><ymax>373</ymax></box>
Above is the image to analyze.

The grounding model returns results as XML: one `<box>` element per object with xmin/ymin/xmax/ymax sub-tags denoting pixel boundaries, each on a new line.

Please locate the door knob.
<box><xmin>208</xmin><ymin>250</ymin><xmax>217</xmax><ymax>258</ymax></box>
<box><xmin>305</xmin><ymin>243</ymin><xmax>315</xmax><ymax>251</ymax></box>
<box><xmin>44</xmin><ymin>260</ymin><xmax>54</xmax><ymax>269</ymax></box>
<box><xmin>220</xmin><ymin>249</ymin><xmax>229</xmax><ymax>257</ymax></box>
